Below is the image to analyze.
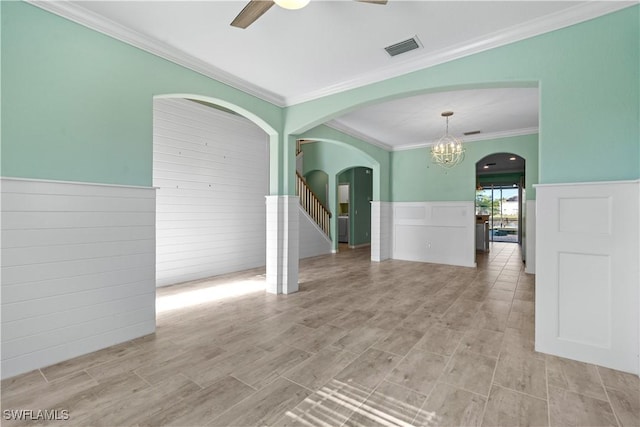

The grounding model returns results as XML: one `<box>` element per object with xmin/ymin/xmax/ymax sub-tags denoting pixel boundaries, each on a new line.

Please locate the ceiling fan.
<box><xmin>231</xmin><ymin>0</ymin><xmax>388</xmax><ymax>29</ymax></box>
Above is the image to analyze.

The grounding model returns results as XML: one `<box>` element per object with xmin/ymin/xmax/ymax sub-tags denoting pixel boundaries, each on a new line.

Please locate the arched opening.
<box><xmin>296</xmin><ymin>137</ymin><xmax>380</xmax><ymax>255</ymax></box>
<box><xmin>475</xmin><ymin>152</ymin><xmax>526</xmax><ymax>250</ymax></box>
<box><xmin>152</xmin><ymin>95</ymin><xmax>275</xmax><ymax>293</ymax></box>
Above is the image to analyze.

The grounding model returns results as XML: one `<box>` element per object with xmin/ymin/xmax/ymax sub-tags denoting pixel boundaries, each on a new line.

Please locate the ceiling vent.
<box><xmin>385</xmin><ymin>36</ymin><xmax>422</xmax><ymax>57</ymax></box>
<box><xmin>464</xmin><ymin>130</ymin><xmax>482</xmax><ymax>136</ymax></box>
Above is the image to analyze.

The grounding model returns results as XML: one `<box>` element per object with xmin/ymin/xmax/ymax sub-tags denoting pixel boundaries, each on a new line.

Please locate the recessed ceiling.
<box><xmin>33</xmin><ymin>1</ymin><xmax>632</xmax><ymax>151</ymax></box>
<box><xmin>329</xmin><ymin>87</ymin><xmax>539</xmax><ymax>150</ymax></box>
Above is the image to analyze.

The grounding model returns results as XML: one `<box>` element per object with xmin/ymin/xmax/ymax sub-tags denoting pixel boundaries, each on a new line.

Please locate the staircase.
<box><xmin>295</xmin><ymin>140</ymin><xmax>331</xmax><ymax>237</ymax></box>
<box><xmin>296</xmin><ymin>171</ymin><xmax>331</xmax><ymax>236</ymax></box>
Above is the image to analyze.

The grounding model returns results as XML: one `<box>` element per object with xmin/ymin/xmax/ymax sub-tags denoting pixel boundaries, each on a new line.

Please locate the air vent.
<box><xmin>385</xmin><ymin>36</ymin><xmax>422</xmax><ymax>57</ymax></box>
<box><xmin>464</xmin><ymin>130</ymin><xmax>481</xmax><ymax>136</ymax></box>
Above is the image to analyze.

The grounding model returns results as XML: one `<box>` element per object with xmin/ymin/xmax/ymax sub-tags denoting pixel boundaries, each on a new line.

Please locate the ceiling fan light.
<box><xmin>274</xmin><ymin>0</ymin><xmax>310</xmax><ymax>10</ymax></box>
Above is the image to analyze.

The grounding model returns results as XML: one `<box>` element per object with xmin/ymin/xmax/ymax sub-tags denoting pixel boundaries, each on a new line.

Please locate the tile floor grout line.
<box><xmin>478</xmin><ymin>315</ymin><xmax>507</xmax><ymax>425</ymax></box>
<box><xmin>336</xmin><ymin>379</ymin><xmax>379</xmax><ymax>427</ymax></box>
<box><xmin>409</xmin><ymin>318</ymin><xmax>471</xmax><ymax>426</ymax></box>
<box><xmin>595</xmin><ymin>363</ymin><xmax>623</xmax><ymax>427</ymax></box>
<box><xmin>37</xmin><ymin>369</ymin><xmax>49</xmax><ymax>384</ymax></box>
<box><xmin>490</xmin><ymin>382</ymin><xmax>549</xmax><ymax>403</ymax></box>
<box><xmin>133</xmin><ymin>370</ymin><xmax>154</xmax><ymax>388</ymax></box>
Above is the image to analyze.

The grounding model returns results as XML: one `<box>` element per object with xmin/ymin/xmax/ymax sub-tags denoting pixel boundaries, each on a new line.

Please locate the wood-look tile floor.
<box><xmin>2</xmin><ymin>243</ymin><xmax>639</xmax><ymax>426</ymax></box>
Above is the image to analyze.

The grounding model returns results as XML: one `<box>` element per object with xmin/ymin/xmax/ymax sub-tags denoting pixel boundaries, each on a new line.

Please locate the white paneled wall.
<box><xmin>153</xmin><ymin>98</ymin><xmax>269</xmax><ymax>287</ymax></box>
<box><xmin>391</xmin><ymin>201</ymin><xmax>476</xmax><ymax>267</ymax></box>
<box><xmin>298</xmin><ymin>207</ymin><xmax>332</xmax><ymax>259</ymax></box>
<box><xmin>536</xmin><ymin>180</ymin><xmax>639</xmax><ymax>374</ymax></box>
<box><xmin>1</xmin><ymin>178</ymin><xmax>156</xmax><ymax>379</ymax></box>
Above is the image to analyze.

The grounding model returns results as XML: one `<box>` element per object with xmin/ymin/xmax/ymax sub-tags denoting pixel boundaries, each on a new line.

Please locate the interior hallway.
<box><xmin>1</xmin><ymin>244</ymin><xmax>638</xmax><ymax>426</ymax></box>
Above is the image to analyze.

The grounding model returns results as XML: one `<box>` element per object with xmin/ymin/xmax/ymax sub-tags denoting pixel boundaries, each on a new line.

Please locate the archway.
<box><xmin>152</xmin><ymin>94</ymin><xmax>279</xmax><ymax>290</ymax></box>
<box><xmin>296</xmin><ymin>135</ymin><xmax>381</xmax><ymax>254</ymax></box>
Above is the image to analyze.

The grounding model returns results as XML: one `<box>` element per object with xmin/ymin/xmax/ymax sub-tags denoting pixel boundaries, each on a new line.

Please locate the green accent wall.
<box><xmin>2</xmin><ymin>1</ymin><xmax>638</xmax><ymax>198</ymax></box>
<box><xmin>1</xmin><ymin>1</ymin><xmax>282</xmax><ymax>187</ymax></box>
<box><xmin>478</xmin><ymin>173</ymin><xmax>524</xmax><ymax>188</ymax></box>
<box><xmin>337</xmin><ymin>167</ymin><xmax>373</xmax><ymax>246</ymax></box>
<box><xmin>391</xmin><ymin>134</ymin><xmax>539</xmax><ymax>201</ymax></box>
<box><xmin>350</xmin><ymin>167</ymin><xmax>373</xmax><ymax>246</ymax></box>
<box><xmin>286</xmin><ymin>6</ymin><xmax>639</xmax><ymax>186</ymax></box>
<box><xmin>304</xmin><ymin>169</ymin><xmax>328</xmax><ymax>207</ymax></box>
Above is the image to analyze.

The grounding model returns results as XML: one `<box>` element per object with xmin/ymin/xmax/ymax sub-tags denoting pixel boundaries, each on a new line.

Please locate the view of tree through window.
<box><xmin>476</xmin><ymin>186</ymin><xmax>519</xmax><ymax>243</ymax></box>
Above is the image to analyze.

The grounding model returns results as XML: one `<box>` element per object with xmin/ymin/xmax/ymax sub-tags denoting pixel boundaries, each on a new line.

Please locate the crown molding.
<box><xmin>392</xmin><ymin>127</ymin><xmax>539</xmax><ymax>152</ymax></box>
<box><xmin>325</xmin><ymin>121</ymin><xmax>393</xmax><ymax>152</ymax></box>
<box><xmin>284</xmin><ymin>1</ymin><xmax>637</xmax><ymax>106</ymax></box>
<box><xmin>26</xmin><ymin>0</ymin><xmax>636</xmax><ymax>108</ymax></box>
<box><xmin>325</xmin><ymin>121</ymin><xmax>538</xmax><ymax>153</ymax></box>
<box><xmin>26</xmin><ymin>0</ymin><xmax>287</xmax><ymax>107</ymax></box>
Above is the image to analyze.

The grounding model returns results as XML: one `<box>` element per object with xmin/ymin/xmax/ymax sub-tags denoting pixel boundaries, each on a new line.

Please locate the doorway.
<box><xmin>476</xmin><ymin>185</ymin><xmax>519</xmax><ymax>243</ymax></box>
<box><xmin>337</xmin><ymin>167</ymin><xmax>373</xmax><ymax>250</ymax></box>
<box><xmin>476</xmin><ymin>153</ymin><xmax>525</xmax><ymax>245</ymax></box>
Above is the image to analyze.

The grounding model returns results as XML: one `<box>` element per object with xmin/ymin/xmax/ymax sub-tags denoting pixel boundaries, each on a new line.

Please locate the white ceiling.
<box><xmin>329</xmin><ymin>87</ymin><xmax>540</xmax><ymax>150</ymax></box>
<box><xmin>35</xmin><ymin>0</ymin><xmax>633</xmax><ymax>150</ymax></box>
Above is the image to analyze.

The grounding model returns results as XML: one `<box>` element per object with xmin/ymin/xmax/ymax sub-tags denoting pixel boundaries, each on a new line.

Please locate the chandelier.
<box><xmin>431</xmin><ymin>111</ymin><xmax>465</xmax><ymax>168</ymax></box>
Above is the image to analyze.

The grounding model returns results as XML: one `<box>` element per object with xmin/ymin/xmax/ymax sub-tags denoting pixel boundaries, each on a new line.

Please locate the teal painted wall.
<box><xmin>351</xmin><ymin>167</ymin><xmax>373</xmax><ymax>246</ymax></box>
<box><xmin>478</xmin><ymin>172</ymin><xmax>524</xmax><ymax>188</ymax></box>
<box><xmin>286</xmin><ymin>6</ymin><xmax>639</xmax><ymax>185</ymax></box>
<box><xmin>304</xmin><ymin>169</ymin><xmax>328</xmax><ymax>207</ymax></box>
<box><xmin>336</xmin><ymin>167</ymin><xmax>372</xmax><ymax>246</ymax></box>
<box><xmin>1</xmin><ymin>2</ymin><xmax>282</xmax><ymax>187</ymax></box>
<box><xmin>3</xmin><ymin>2</ymin><xmax>638</xmax><ymax>196</ymax></box>
<box><xmin>391</xmin><ymin>134</ymin><xmax>539</xmax><ymax>202</ymax></box>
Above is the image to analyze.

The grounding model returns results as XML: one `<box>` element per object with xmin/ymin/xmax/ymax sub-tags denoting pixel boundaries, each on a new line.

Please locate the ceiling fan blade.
<box><xmin>231</xmin><ymin>0</ymin><xmax>275</xmax><ymax>29</ymax></box>
<box><xmin>356</xmin><ymin>0</ymin><xmax>388</xmax><ymax>4</ymax></box>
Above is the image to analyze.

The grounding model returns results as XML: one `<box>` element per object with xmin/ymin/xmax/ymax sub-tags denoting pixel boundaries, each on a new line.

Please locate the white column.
<box><xmin>266</xmin><ymin>195</ymin><xmax>299</xmax><ymax>294</ymax></box>
<box><xmin>371</xmin><ymin>201</ymin><xmax>392</xmax><ymax>262</ymax></box>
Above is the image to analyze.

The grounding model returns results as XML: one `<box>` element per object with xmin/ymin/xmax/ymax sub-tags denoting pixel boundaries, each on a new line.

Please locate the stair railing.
<box><xmin>295</xmin><ymin>171</ymin><xmax>331</xmax><ymax>237</ymax></box>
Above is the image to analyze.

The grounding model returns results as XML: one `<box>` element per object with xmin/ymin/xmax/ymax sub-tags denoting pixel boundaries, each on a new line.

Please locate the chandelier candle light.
<box><xmin>431</xmin><ymin>111</ymin><xmax>465</xmax><ymax>168</ymax></box>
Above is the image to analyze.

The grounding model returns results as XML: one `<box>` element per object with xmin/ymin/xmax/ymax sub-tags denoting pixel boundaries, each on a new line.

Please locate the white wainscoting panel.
<box><xmin>154</xmin><ymin>98</ymin><xmax>268</xmax><ymax>287</ymax></box>
<box><xmin>536</xmin><ymin>180</ymin><xmax>639</xmax><ymax>374</ymax></box>
<box><xmin>298</xmin><ymin>206</ymin><xmax>332</xmax><ymax>259</ymax></box>
<box><xmin>525</xmin><ymin>200</ymin><xmax>536</xmax><ymax>274</ymax></box>
<box><xmin>371</xmin><ymin>202</ymin><xmax>392</xmax><ymax>262</ymax></box>
<box><xmin>391</xmin><ymin>201</ymin><xmax>475</xmax><ymax>267</ymax></box>
<box><xmin>1</xmin><ymin>178</ymin><xmax>156</xmax><ymax>379</ymax></box>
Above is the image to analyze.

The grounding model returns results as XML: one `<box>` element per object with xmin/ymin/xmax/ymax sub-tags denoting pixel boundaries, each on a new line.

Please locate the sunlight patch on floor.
<box><xmin>156</xmin><ymin>279</ymin><xmax>265</xmax><ymax>313</ymax></box>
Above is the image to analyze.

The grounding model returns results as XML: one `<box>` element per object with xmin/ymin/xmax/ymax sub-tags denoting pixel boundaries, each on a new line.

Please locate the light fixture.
<box><xmin>431</xmin><ymin>111</ymin><xmax>465</xmax><ymax>168</ymax></box>
<box><xmin>509</xmin><ymin>156</ymin><xmax>516</xmax><ymax>161</ymax></box>
<box><xmin>274</xmin><ymin>0</ymin><xmax>310</xmax><ymax>10</ymax></box>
